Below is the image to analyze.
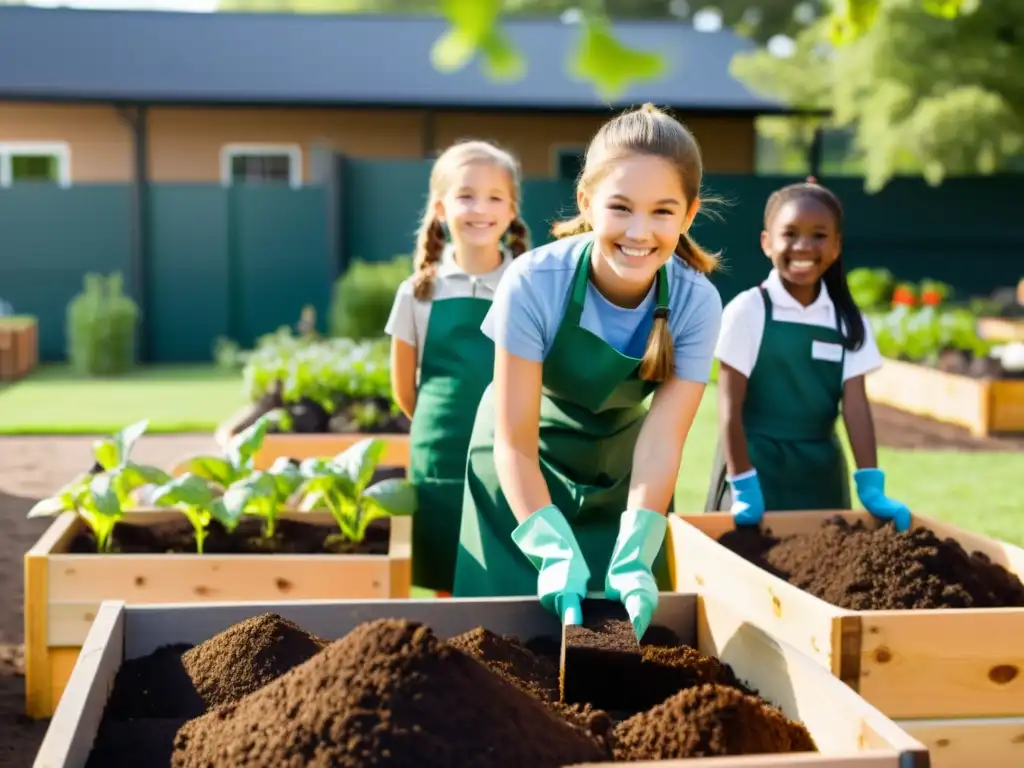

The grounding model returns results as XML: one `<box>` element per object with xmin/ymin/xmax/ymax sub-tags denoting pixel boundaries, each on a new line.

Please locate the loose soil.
<box><xmin>719</xmin><ymin>515</ymin><xmax>1024</xmax><ymax>610</ymax></box>
<box><xmin>83</xmin><ymin>613</ymin><xmax>815</xmax><ymax>767</ymax></box>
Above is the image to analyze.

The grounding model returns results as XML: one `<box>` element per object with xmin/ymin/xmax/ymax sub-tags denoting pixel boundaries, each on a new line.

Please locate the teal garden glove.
<box><xmin>511</xmin><ymin>504</ymin><xmax>590</xmax><ymax>626</ymax></box>
<box><xmin>605</xmin><ymin>508</ymin><xmax>668</xmax><ymax>642</ymax></box>
<box><xmin>854</xmin><ymin>468</ymin><xmax>911</xmax><ymax>532</ymax></box>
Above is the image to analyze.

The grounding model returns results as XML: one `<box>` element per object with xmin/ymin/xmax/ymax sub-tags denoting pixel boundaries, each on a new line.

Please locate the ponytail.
<box><xmin>822</xmin><ymin>258</ymin><xmax>866</xmax><ymax>351</ymax></box>
<box><xmin>506</xmin><ymin>217</ymin><xmax>532</xmax><ymax>258</ymax></box>
<box><xmin>551</xmin><ymin>215</ymin><xmax>591</xmax><ymax>239</ymax></box>
<box><xmin>411</xmin><ymin>216</ymin><xmax>447</xmax><ymax>300</ymax></box>
<box><xmin>675</xmin><ymin>232</ymin><xmax>718</xmax><ymax>275</ymax></box>
<box><xmin>639</xmin><ymin>306</ymin><xmax>674</xmax><ymax>382</ymax></box>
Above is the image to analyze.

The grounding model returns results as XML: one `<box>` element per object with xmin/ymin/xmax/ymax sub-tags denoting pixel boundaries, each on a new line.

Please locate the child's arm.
<box><xmin>384</xmin><ymin>282</ymin><xmax>418</xmax><ymax>420</ymax></box>
<box><xmin>389</xmin><ymin>338</ymin><xmax>417</xmax><ymax>420</ymax></box>
<box><xmin>718</xmin><ymin>363</ymin><xmax>753</xmax><ymax>476</ymax></box>
<box><xmin>841</xmin><ymin>376</ymin><xmax>878</xmax><ymax>469</ymax></box>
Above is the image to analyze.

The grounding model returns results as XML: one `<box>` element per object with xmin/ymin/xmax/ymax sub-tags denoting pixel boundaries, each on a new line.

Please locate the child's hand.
<box><xmin>854</xmin><ymin>468</ymin><xmax>911</xmax><ymax>532</ymax></box>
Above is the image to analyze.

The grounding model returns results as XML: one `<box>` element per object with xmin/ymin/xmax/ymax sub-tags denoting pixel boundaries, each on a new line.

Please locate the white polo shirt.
<box><xmin>714</xmin><ymin>268</ymin><xmax>883</xmax><ymax>383</ymax></box>
<box><xmin>385</xmin><ymin>246</ymin><xmax>513</xmax><ymax>368</ymax></box>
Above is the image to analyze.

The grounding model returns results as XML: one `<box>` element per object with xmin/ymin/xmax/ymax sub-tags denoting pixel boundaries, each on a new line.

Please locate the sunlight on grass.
<box><xmin>0</xmin><ymin>364</ymin><xmax>248</xmax><ymax>434</ymax></box>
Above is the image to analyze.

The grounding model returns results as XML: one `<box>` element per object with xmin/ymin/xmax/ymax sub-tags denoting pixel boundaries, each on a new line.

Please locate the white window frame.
<box><xmin>0</xmin><ymin>141</ymin><xmax>72</xmax><ymax>188</ymax></box>
<box><xmin>220</xmin><ymin>143</ymin><xmax>303</xmax><ymax>189</ymax></box>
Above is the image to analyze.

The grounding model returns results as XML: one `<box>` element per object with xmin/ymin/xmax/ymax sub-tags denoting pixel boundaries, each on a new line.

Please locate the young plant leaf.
<box><xmin>27</xmin><ymin>473</ymin><xmax>90</xmax><ymax>518</ymax></box>
<box><xmin>333</xmin><ymin>438</ymin><xmax>386</xmax><ymax>495</ymax></box>
<box><xmin>227</xmin><ymin>415</ymin><xmax>269</xmax><ymax>473</ymax></box>
<box><xmin>362</xmin><ymin>478</ymin><xmax>417</xmax><ymax>517</ymax></box>
<box><xmin>151</xmin><ymin>473</ymin><xmax>217</xmax><ymax>509</ymax></box>
<box><xmin>92</xmin><ymin>419</ymin><xmax>149</xmax><ymax>472</ymax></box>
<box><xmin>89</xmin><ymin>473</ymin><xmax>123</xmax><ymax>517</ymax></box>
<box><xmin>208</xmin><ymin>497</ymin><xmax>243</xmax><ymax>533</ymax></box>
<box><xmin>180</xmin><ymin>455</ymin><xmax>237</xmax><ymax>487</ymax></box>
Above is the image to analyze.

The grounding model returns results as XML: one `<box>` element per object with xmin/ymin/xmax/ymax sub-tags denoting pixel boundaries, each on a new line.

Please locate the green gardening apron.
<box><xmin>453</xmin><ymin>240</ymin><xmax>673</xmax><ymax>598</ymax></box>
<box><xmin>409</xmin><ymin>295</ymin><xmax>495</xmax><ymax>592</ymax></box>
<box><xmin>705</xmin><ymin>288</ymin><xmax>850</xmax><ymax>512</ymax></box>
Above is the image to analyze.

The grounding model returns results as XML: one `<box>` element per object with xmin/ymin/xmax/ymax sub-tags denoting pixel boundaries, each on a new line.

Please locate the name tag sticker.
<box><xmin>811</xmin><ymin>340</ymin><xmax>843</xmax><ymax>362</ymax></box>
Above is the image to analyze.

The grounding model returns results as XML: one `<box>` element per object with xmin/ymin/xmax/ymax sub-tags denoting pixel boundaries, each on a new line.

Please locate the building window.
<box><xmin>221</xmin><ymin>144</ymin><xmax>302</xmax><ymax>188</ymax></box>
<box><xmin>0</xmin><ymin>142</ymin><xmax>71</xmax><ymax>187</ymax></box>
<box><xmin>553</xmin><ymin>146</ymin><xmax>586</xmax><ymax>180</ymax></box>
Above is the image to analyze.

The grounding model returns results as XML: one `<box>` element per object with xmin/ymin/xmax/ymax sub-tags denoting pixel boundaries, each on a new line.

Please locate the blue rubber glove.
<box><xmin>605</xmin><ymin>508</ymin><xmax>667</xmax><ymax>642</ymax></box>
<box><xmin>729</xmin><ymin>471</ymin><xmax>765</xmax><ymax>526</ymax></box>
<box><xmin>511</xmin><ymin>504</ymin><xmax>590</xmax><ymax>626</ymax></box>
<box><xmin>854</xmin><ymin>468</ymin><xmax>911</xmax><ymax>532</ymax></box>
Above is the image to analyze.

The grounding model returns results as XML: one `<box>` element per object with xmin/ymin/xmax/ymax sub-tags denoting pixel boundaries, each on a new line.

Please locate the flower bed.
<box><xmin>670</xmin><ymin>512</ymin><xmax>1024</xmax><ymax>768</ymax></box>
<box><xmin>217</xmin><ymin>329</ymin><xmax>411</xmax><ymax>468</ymax></box>
<box><xmin>35</xmin><ymin>593</ymin><xmax>928</xmax><ymax>767</ymax></box>
<box><xmin>23</xmin><ymin>418</ymin><xmax>415</xmax><ymax>717</ymax></box>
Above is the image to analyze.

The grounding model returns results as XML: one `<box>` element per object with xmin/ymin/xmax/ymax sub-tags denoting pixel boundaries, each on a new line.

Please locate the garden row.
<box><xmin>849</xmin><ymin>269</ymin><xmax>1024</xmax><ymax>436</ymax></box>
<box><xmin>23</xmin><ymin>412</ymin><xmax>1024</xmax><ymax>767</ymax></box>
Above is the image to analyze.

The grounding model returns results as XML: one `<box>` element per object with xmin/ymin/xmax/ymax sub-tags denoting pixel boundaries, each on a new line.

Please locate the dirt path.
<box><xmin>0</xmin><ymin>434</ymin><xmax>217</xmax><ymax>768</ymax></box>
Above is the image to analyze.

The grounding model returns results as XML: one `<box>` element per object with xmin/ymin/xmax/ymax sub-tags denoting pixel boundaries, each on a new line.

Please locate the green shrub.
<box><xmin>330</xmin><ymin>256</ymin><xmax>412</xmax><ymax>340</ymax></box>
<box><xmin>65</xmin><ymin>271</ymin><xmax>139</xmax><ymax>376</ymax></box>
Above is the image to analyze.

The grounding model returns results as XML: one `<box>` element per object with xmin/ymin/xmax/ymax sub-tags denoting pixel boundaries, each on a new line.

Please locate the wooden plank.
<box><xmin>254</xmin><ymin>432</ymin><xmax>410</xmax><ymax>470</ymax></box>
<box><xmin>37</xmin><ymin>594</ymin><xmax>924</xmax><ymax>768</ymax></box>
<box><xmin>671</xmin><ymin>510</ymin><xmax>1024</xmax><ymax>719</ymax></box>
<box><xmin>27</xmin><ymin>509</ymin><xmax>412</xmax><ymax>717</ymax></box>
<box><xmin>33</xmin><ymin>602</ymin><xmax>125</xmax><ymax>768</ymax></box>
<box><xmin>977</xmin><ymin>317</ymin><xmax>1024</xmax><ymax>342</ymax></box>
<box><xmin>899</xmin><ymin>716</ymin><xmax>1024</xmax><ymax>768</ymax></box>
<box><xmin>989</xmin><ymin>379</ymin><xmax>1024</xmax><ymax>434</ymax></box>
<box><xmin>865</xmin><ymin>359</ymin><xmax>990</xmax><ymax>436</ymax></box>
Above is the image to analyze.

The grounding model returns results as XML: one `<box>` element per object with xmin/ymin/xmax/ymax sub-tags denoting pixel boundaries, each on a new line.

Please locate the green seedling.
<box><xmin>177</xmin><ymin>416</ymin><xmax>270</xmax><ymax>488</ymax></box>
<box><xmin>28</xmin><ymin>420</ymin><xmax>172</xmax><ymax>552</ymax></box>
<box><xmin>296</xmin><ymin>438</ymin><xmax>416</xmax><ymax>545</ymax></box>
<box><xmin>222</xmin><ymin>457</ymin><xmax>303</xmax><ymax>538</ymax></box>
<box><xmin>149</xmin><ymin>473</ymin><xmax>242</xmax><ymax>554</ymax></box>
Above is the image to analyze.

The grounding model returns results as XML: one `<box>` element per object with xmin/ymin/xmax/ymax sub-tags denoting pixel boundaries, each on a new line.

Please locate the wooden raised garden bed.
<box><xmin>668</xmin><ymin>511</ymin><xmax>1024</xmax><ymax>768</ymax></box>
<box><xmin>865</xmin><ymin>358</ymin><xmax>1024</xmax><ymax>437</ymax></box>
<box><xmin>0</xmin><ymin>315</ymin><xmax>38</xmax><ymax>380</ymax></box>
<box><xmin>977</xmin><ymin>317</ymin><xmax>1024</xmax><ymax>342</ymax></box>
<box><xmin>24</xmin><ymin>510</ymin><xmax>411</xmax><ymax>719</ymax></box>
<box><xmin>35</xmin><ymin>592</ymin><xmax>928</xmax><ymax>767</ymax></box>
<box><xmin>216</xmin><ymin>404</ymin><xmax>411</xmax><ymax>470</ymax></box>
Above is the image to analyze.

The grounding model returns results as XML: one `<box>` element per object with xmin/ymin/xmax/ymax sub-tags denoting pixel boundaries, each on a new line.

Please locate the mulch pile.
<box><xmin>83</xmin><ymin>611</ymin><xmax>816</xmax><ymax>766</ymax></box>
<box><xmin>718</xmin><ymin>515</ymin><xmax>1024</xmax><ymax>610</ymax></box>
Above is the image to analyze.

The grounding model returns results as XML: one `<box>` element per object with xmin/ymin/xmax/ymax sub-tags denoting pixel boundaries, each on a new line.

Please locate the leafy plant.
<box><xmin>27</xmin><ymin>420</ymin><xmax>172</xmax><ymax>552</ymax></box>
<box><xmin>295</xmin><ymin>438</ymin><xmax>416</xmax><ymax>546</ymax></box>
<box><xmin>222</xmin><ymin>457</ymin><xmax>304</xmax><ymax>538</ymax></box>
<box><xmin>149</xmin><ymin>473</ymin><xmax>240</xmax><ymax>554</ymax></box>
<box><xmin>66</xmin><ymin>271</ymin><xmax>139</xmax><ymax>376</ymax></box>
<box><xmin>177</xmin><ymin>416</ymin><xmax>270</xmax><ymax>488</ymax></box>
<box><xmin>330</xmin><ymin>256</ymin><xmax>411</xmax><ymax>340</ymax></box>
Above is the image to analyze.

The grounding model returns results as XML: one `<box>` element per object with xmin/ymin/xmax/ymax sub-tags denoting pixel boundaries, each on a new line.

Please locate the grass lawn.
<box><xmin>674</xmin><ymin>392</ymin><xmax>1024</xmax><ymax>547</ymax></box>
<box><xmin>0</xmin><ymin>364</ymin><xmax>247</xmax><ymax>434</ymax></box>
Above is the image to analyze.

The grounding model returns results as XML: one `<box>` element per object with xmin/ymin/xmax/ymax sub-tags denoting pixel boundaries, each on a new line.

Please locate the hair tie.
<box><xmin>654</xmin><ymin>306</ymin><xmax>669</xmax><ymax>320</ymax></box>
<box><xmin>806</xmin><ymin>175</ymin><xmax>818</xmax><ymax>184</ymax></box>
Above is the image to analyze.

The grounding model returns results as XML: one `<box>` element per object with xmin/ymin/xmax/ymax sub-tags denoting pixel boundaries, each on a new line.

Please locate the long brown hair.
<box><xmin>412</xmin><ymin>140</ymin><xmax>530</xmax><ymax>300</ymax></box>
<box><xmin>552</xmin><ymin>103</ymin><xmax>719</xmax><ymax>381</ymax></box>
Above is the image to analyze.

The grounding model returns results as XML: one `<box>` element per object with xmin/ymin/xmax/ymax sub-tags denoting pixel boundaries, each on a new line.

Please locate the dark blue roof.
<box><xmin>0</xmin><ymin>7</ymin><xmax>784</xmax><ymax>112</ymax></box>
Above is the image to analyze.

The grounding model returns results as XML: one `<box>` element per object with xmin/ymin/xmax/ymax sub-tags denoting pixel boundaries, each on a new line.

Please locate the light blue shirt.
<box><xmin>481</xmin><ymin>233</ymin><xmax>723</xmax><ymax>382</ymax></box>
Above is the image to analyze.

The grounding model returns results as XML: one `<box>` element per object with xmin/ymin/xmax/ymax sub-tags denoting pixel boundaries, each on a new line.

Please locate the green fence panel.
<box><xmin>148</xmin><ymin>185</ymin><xmax>231</xmax><ymax>363</ymax></box>
<box><xmin>342</xmin><ymin>158</ymin><xmax>431</xmax><ymax>264</ymax></box>
<box><xmin>230</xmin><ymin>185</ymin><xmax>331</xmax><ymax>349</ymax></box>
<box><xmin>0</xmin><ymin>186</ymin><xmax>132</xmax><ymax>360</ymax></box>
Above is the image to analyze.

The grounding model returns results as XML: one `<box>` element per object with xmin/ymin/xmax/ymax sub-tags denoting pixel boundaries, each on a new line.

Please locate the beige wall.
<box><xmin>0</xmin><ymin>102</ymin><xmax>756</xmax><ymax>184</ymax></box>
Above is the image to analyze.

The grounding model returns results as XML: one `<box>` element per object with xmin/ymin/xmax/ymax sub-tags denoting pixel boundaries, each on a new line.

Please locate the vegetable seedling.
<box><xmin>296</xmin><ymin>438</ymin><xmax>416</xmax><ymax>546</ymax></box>
<box><xmin>222</xmin><ymin>457</ymin><xmax>303</xmax><ymax>538</ymax></box>
<box><xmin>27</xmin><ymin>420</ymin><xmax>172</xmax><ymax>552</ymax></box>
<box><xmin>149</xmin><ymin>473</ymin><xmax>242</xmax><ymax>554</ymax></box>
<box><xmin>177</xmin><ymin>416</ymin><xmax>270</xmax><ymax>489</ymax></box>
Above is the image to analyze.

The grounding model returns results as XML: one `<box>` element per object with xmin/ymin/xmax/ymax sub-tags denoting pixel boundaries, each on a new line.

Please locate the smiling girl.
<box><xmin>452</xmin><ymin>104</ymin><xmax>723</xmax><ymax>640</ymax></box>
<box><xmin>705</xmin><ymin>178</ymin><xmax>910</xmax><ymax>531</ymax></box>
<box><xmin>385</xmin><ymin>140</ymin><xmax>529</xmax><ymax>595</ymax></box>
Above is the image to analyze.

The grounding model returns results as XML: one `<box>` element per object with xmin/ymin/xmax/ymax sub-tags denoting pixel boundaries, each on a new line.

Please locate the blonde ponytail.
<box><xmin>638</xmin><ymin>306</ymin><xmax>675</xmax><ymax>382</ymax></box>
<box><xmin>675</xmin><ymin>231</ymin><xmax>718</xmax><ymax>274</ymax></box>
<box><xmin>411</xmin><ymin>216</ymin><xmax>446</xmax><ymax>300</ymax></box>
<box><xmin>551</xmin><ymin>215</ymin><xmax>592</xmax><ymax>239</ymax></box>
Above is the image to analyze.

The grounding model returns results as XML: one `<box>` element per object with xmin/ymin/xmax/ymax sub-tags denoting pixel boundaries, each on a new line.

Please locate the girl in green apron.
<box><xmin>386</xmin><ymin>140</ymin><xmax>530</xmax><ymax>595</ymax></box>
<box><xmin>705</xmin><ymin>179</ymin><xmax>910</xmax><ymax>532</ymax></box>
<box><xmin>453</xmin><ymin>104</ymin><xmax>723</xmax><ymax>641</ymax></box>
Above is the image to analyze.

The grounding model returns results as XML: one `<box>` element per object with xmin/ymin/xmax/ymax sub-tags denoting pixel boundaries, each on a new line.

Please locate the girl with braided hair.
<box><xmin>385</xmin><ymin>139</ymin><xmax>529</xmax><ymax>595</ymax></box>
<box><xmin>453</xmin><ymin>104</ymin><xmax>723</xmax><ymax>641</ymax></box>
<box><xmin>706</xmin><ymin>178</ymin><xmax>910</xmax><ymax>532</ymax></box>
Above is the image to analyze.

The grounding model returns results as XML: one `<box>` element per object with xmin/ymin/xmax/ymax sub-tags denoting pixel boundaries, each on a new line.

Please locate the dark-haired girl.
<box><xmin>705</xmin><ymin>179</ymin><xmax>910</xmax><ymax>531</ymax></box>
